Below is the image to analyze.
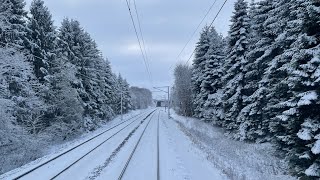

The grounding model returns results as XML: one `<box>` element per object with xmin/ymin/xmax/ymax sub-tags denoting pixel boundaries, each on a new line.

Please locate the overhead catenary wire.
<box><xmin>125</xmin><ymin>0</ymin><xmax>153</xmax><ymax>84</ymax></box>
<box><xmin>185</xmin><ymin>0</ymin><xmax>228</xmax><ymax>66</ymax></box>
<box><xmin>18</xmin><ymin>1</ymin><xmax>155</xmax><ymax>85</ymax></box>
<box><xmin>169</xmin><ymin>0</ymin><xmax>218</xmax><ymax>70</ymax></box>
<box><xmin>132</xmin><ymin>0</ymin><xmax>153</xmax><ymax>84</ymax></box>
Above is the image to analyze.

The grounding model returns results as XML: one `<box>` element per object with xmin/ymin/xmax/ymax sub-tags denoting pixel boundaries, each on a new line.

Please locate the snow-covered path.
<box><xmin>159</xmin><ymin>109</ymin><xmax>227</xmax><ymax>180</ymax></box>
<box><xmin>1</xmin><ymin>108</ymin><xmax>227</xmax><ymax>180</ymax></box>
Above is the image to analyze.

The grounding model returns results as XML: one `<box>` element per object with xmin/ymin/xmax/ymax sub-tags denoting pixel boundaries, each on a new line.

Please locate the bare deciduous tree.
<box><xmin>172</xmin><ymin>63</ymin><xmax>193</xmax><ymax>116</ymax></box>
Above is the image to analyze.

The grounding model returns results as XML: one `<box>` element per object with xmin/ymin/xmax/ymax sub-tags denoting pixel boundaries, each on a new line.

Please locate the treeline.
<box><xmin>0</xmin><ymin>0</ymin><xmax>132</xmax><ymax>141</ymax></box>
<box><xmin>174</xmin><ymin>0</ymin><xmax>320</xmax><ymax>178</ymax></box>
<box><xmin>130</xmin><ymin>86</ymin><xmax>153</xmax><ymax>110</ymax></box>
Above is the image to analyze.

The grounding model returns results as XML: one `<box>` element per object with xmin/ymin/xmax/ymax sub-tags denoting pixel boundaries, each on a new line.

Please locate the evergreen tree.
<box><xmin>122</xmin><ymin>78</ymin><xmax>132</xmax><ymax>113</ymax></box>
<box><xmin>0</xmin><ymin>2</ymin><xmax>134</xmax><ymax>172</ymax></box>
<box><xmin>202</xmin><ymin>28</ymin><xmax>225</xmax><ymax>125</ymax></box>
<box><xmin>49</xmin><ymin>56</ymin><xmax>84</xmax><ymax>137</ymax></box>
<box><xmin>188</xmin><ymin>0</ymin><xmax>320</xmax><ymax>178</ymax></box>
<box><xmin>222</xmin><ymin>0</ymin><xmax>249</xmax><ymax>135</ymax></box>
<box><xmin>26</xmin><ymin>0</ymin><xmax>56</xmax><ymax>83</ymax></box>
<box><xmin>261</xmin><ymin>0</ymin><xmax>292</xmax><ymax>139</ymax></box>
<box><xmin>58</xmin><ymin>18</ymin><xmax>116</xmax><ymax>123</ymax></box>
<box><xmin>115</xmin><ymin>74</ymin><xmax>131</xmax><ymax>114</ymax></box>
<box><xmin>274</xmin><ymin>0</ymin><xmax>320</xmax><ymax>178</ymax></box>
<box><xmin>93</xmin><ymin>58</ymin><xmax>116</xmax><ymax>120</ymax></box>
<box><xmin>236</xmin><ymin>0</ymin><xmax>274</xmax><ymax>141</ymax></box>
<box><xmin>192</xmin><ymin>26</ymin><xmax>212</xmax><ymax>118</ymax></box>
<box><xmin>0</xmin><ymin>0</ymin><xmax>27</xmax><ymax>48</ymax></box>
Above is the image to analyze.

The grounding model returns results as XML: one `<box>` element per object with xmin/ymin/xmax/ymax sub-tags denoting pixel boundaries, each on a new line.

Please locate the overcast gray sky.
<box><xmin>25</xmin><ymin>0</ymin><xmax>242</xmax><ymax>99</ymax></box>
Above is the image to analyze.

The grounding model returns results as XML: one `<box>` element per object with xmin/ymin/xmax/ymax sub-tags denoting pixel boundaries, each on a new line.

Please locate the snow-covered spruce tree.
<box><xmin>201</xmin><ymin>27</ymin><xmax>225</xmax><ymax>125</ymax></box>
<box><xmin>26</xmin><ymin>0</ymin><xmax>56</xmax><ymax>83</ymax></box>
<box><xmin>0</xmin><ymin>0</ymin><xmax>49</xmax><ymax>133</ymax></box>
<box><xmin>272</xmin><ymin>0</ymin><xmax>320</xmax><ymax>178</ymax></box>
<box><xmin>222</xmin><ymin>0</ymin><xmax>249</xmax><ymax>135</ymax></box>
<box><xmin>102</xmin><ymin>59</ymin><xmax>117</xmax><ymax>109</ymax></box>
<box><xmin>261</xmin><ymin>0</ymin><xmax>292</xmax><ymax>141</ymax></box>
<box><xmin>192</xmin><ymin>26</ymin><xmax>211</xmax><ymax>118</ymax></box>
<box><xmin>113</xmin><ymin>74</ymin><xmax>122</xmax><ymax>115</ymax></box>
<box><xmin>115</xmin><ymin>74</ymin><xmax>132</xmax><ymax>114</ymax></box>
<box><xmin>88</xmin><ymin>56</ymin><xmax>116</xmax><ymax>121</ymax></box>
<box><xmin>122</xmin><ymin>78</ymin><xmax>132</xmax><ymax>113</ymax></box>
<box><xmin>235</xmin><ymin>0</ymin><xmax>275</xmax><ymax>141</ymax></box>
<box><xmin>0</xmin><ymin>0</ymin><xmax>27</xmax><ymax>48</ymax></box>
<box><xmin>58</xmin><ymin>18</ymin><xmax>116</xmax><ymax>126</ymax></box>
<box><xmin>24</xmin><ymin>0</ymin><xmax>60</xmax><ymax>129</ymax></box>
<box><xmin>92</xmin><ymin>58</ymin><xmax>116</xmax><ymax>120</ymax></box>
<box><xmin>48</xmin><ymin>55</ymin><xmax>84</xmax><ymax>139</ymax></box>
<box><xmin>57</xmin><ymin>18</ymin><xmax>83</xmax><ymax>66</ymax></box>
<box><xmin>173</xmin><ymin>63</ymin><xmax>193</xmax><ymax>117</ymax></box>
<box><xmin>77</xmin><ymin>32</ymin><xmax>106</xmax><ymax>121</ymax></box>
<box><xmin>57</xmin><ymin>18</ymin><xmax>86</xmax><ymax>124</ymax></box>
<box><xmin>106</xmin><ymin>72</ymin><xmax>119</xmax><ymax>114</ymax></box>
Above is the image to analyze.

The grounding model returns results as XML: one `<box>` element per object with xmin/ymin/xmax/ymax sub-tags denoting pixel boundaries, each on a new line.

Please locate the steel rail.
<box><xmin>13</xmin><ymin>109</ymin><xmax>154</xmax><ymax>180</ymax></box>
<box><xmin>51</xmin><ymin>110</ymin><xmax>156</xmax><ymax>179</ymax></box>
<box><xmin>157</xmin><ymin>110</ymin><xmax>160</xmax><ymax>180</ymax></box>
<box><xmin>118</xmin><ymin>110</ymin><xmax>157</xmax><ymax>180</ymax></box>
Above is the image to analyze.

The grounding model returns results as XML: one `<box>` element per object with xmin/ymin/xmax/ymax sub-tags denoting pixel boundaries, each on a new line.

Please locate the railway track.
<box><xmin>13</xmin><ymin>109</ymin><xmax>156</xmax><ymax>180</ymax></box>
<box><xmin>118</xmin><ymin>109</ymin><xmax>161</xmax><ymax>180</ymax></box>
<box><xmin>157</xmin><ymin>110</ymin><xmax>160</xmax><ymax>180</ymax></box>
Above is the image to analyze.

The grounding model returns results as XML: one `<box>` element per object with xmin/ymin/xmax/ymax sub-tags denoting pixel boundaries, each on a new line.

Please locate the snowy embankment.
<box><xmin>0</xmin><ymin>109</ymin><xmax>146</xmax><ymax>178</ymax></box>
<box><xmin>171</xmin><ymin>111</ymin><xmax>295</xmax><ymax>180</ymax></box>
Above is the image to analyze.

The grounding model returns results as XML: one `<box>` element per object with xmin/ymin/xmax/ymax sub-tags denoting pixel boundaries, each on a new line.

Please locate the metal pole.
<box><xmin>121</xmin><ymin>91</ymin><xmax>123</xmax><ymax>120</ymax></box>
<box><xmin>168</xmin><ymin>86</ymin><xmax>170</xmax><ymax>119</ymax></box>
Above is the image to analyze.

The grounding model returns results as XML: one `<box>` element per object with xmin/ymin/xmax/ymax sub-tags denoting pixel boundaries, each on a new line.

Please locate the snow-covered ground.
<box><xmin>159</xmin><ymin>109</ymin><xmax>227</xmax><ymax>180</ymax></box>
<box><xmin>1</xmin><ymin>108</ymin><xmax>229</xmax><ymax>180</ymax></box>
<box><xmin>171</xmin><ymin>110</ymin><xmax>295</xmax><ymax>180</ymax></box>
<box><xmin>1</xmin><ymin>108</ymin><xmax>293</xmax><ymax>180</ymax></box>
<box><xmin>94</xmin><ymin>108</ymin><xmax>227</xmax><ymax>180</ymax></box>
<box><xmin>0</xmin><ymin>108</ymin><xmax>150</xmax><ymax>179</ymax></box>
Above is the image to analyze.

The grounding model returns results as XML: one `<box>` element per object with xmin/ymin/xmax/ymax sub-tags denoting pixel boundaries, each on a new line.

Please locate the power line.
<box><xmin>125</xmin><ymin>0</ymin><xmax>153</xmax><ymax>84</ymax></box>
<box><xmin>185</xmin><ymin>0</ymin><xmax>228</xmax><ymax>66</ymax></box>
<box><xmin>169</xmin><ymin>0</ymin><xmax>218</xmax><ymax>70</ymax></box>
<box><xmin>185</xmin><ymin>51</ymin><xmax>195</xmax><ymax>66</ymax></box>
<box><xmin>132</xmin><ymin>0</ymin><xmax>153</xmax><ymax>84</ymax></box>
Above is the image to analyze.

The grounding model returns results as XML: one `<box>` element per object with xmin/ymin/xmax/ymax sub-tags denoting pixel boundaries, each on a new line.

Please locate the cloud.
<box><xmin>117</xmin><ymin>41</ymin><xmax>183</xmax><ymax>58</ymax></box>
<box><xmin>123</xmin><ymin>43</ymin><xmax>141</xmax><ymax>55</ymax></box>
